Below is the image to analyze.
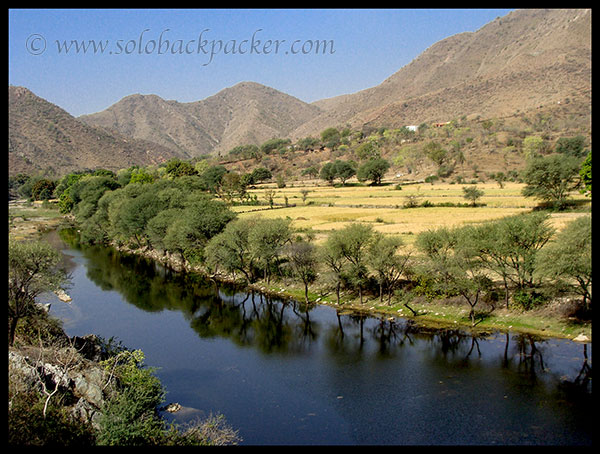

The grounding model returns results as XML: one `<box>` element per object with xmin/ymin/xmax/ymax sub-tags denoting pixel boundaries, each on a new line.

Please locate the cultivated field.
<box><xmin>234</xmin><ymin>181</ymin><xmax>590</xmax><ymax>246</ymax></box>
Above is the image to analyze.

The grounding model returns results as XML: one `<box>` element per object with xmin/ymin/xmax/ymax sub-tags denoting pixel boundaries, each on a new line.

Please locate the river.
<box><xmin>45</xmin><ymin>229</ymin><xmax>592</xmax><ymax>445</ymax></box>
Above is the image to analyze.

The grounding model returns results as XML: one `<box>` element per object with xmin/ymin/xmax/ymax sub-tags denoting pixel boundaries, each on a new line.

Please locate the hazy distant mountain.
<box><xmin>8</xmin><ymin>86</ymin><xmax>182</xmax><ymax>176</ymax></box>
<box><xmin>80</xmin><ymin>81</ymin><xmax>323</xmax><ymax>157</ymax></box>
<box><xmin>9</xmin><ymin>9</ymin><xmax>591</xmax><ymax>176</ymax></box>
<box><xmin>292</xmin><ymin>8</ymin><xmax>591</xmax><ymax>137</ymax></box>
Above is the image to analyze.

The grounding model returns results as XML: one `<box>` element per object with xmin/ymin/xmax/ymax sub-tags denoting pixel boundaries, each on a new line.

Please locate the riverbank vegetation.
<box><xmin>8</xmin><ymin>235</ymin><xmax>241</xmax><ymax>445</ymax></box>
<box><xmin>8</xmin><ymin>125</ymin><xmax>592</xmax><ymax>445</ymax></box>
<box><xmin>9</xmin><ymin>141</ymin><xmax>590</xmax><ymax>340</ymax></box>
<box><xmin>8</xmin><ymin>302</ymin><xmax>241</xmax><ymax>445</ymax></box>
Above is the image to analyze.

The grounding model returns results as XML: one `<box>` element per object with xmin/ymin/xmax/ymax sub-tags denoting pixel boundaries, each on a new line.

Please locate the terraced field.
<box><xmin>234</xmin><ymin>181</ymin><xmax>589</xmax><ymax>245</ymax></box>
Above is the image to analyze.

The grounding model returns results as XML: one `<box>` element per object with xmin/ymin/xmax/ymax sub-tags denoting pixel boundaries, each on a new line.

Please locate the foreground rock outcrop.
<box><xmin>8</xmin><ymin>334</ymin><xmax>110</xmax><ymax>429</ymax></box>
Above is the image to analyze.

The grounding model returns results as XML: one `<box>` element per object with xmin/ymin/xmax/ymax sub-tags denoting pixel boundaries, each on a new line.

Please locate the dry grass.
<box><xmin>246</xmin><ymin>182</ymin><xmax>540</xmax><ymax>206</ymax></box>
<box><xmin>235</xmin><ymin>181</ymin><xmax>590</xmax><ymax>245</ymax></box>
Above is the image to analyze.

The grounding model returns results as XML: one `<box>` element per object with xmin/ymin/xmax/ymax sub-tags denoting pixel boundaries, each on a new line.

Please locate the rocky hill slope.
<box><xmin>9</xmin><ymin>86</ymin><xmax>182</xmax><ymax>176</ymax></box>
<box><xmin>292</xmin><ymin>8</ymin><xmax>591</xmax><ymax>137</ymax></box>
<box><xmin>79</xmin><ymin>81</ymin><xmax>323</xmax><ymax>158</ymax></box>
<box><xmin>9</xmin><ymin>9</ymin><xmax>591</xmax><ymax>176</ymax></box>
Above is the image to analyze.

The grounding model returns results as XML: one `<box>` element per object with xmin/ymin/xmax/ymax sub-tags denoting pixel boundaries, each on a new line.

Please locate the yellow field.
<box><xmin>242</xmin><ymin>181</ymin><xmax>550</xmax><ymax>209</ymax></box>
<box><xmin>232</xmin><ymin>181</ymin><xmax>590</xmax><ymax>245</ymax></box>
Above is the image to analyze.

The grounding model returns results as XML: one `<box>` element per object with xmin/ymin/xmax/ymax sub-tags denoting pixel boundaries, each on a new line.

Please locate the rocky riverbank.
<box><xmin>9</xmin><ymin>334</ymin><xmax>111</xmax><ymax>430</ymax></box>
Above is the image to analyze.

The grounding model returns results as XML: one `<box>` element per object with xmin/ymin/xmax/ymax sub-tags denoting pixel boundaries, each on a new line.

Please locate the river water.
<box><xmin>45</xmin><ymin>229</ymin><xmax>592</xmax><ymax>445</ymax></box>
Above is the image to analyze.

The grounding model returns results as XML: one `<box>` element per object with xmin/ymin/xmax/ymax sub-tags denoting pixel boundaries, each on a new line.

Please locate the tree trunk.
<box><xmin>404</xmin><ymin>302</ymin><xmax>418</xmax><ymax>316</ymax></box>
<box><xmin>9</xmin><ymin>316</ymin><xmax>19</xmax><ymax>347</ymax></box>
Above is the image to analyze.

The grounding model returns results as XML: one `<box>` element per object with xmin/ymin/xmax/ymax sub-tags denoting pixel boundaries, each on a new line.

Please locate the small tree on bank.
<box><xmin>8</xmin><ymin>240</ymin><xmax>68</xmax><ymax>346</ymax></box>
<box><xmin>536</xmin><ymin>215</ymin><xmax>592</xmax><ymax>313</ymax></box>
<box><xmin>367</xmin><ymin>234</ymin><xmax>411</xmax><ymax>304</ymax></box>
<box><xmin>416</xmin><ymin>227</ymin><xmax>494</xmax><ymax>326</ymax></box>
<box><xmin>285</xmin><ymin>241</ymin><xmax>318</xmax><ymax>305</ymax></box>
<box><xmin>328</xmin><ymin>223</ymin><xmax>375</xmax><ymax>304</ymax></box>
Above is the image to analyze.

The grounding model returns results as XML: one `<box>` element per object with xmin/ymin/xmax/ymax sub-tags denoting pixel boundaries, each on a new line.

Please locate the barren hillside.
<box><xmin>8</xmin><ymin>86</ymin><xmax>182</xmax><ymax>176</ymax></box>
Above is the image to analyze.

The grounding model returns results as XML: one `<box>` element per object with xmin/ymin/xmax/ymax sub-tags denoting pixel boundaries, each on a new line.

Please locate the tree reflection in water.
<box><xmin>61</xmin><ymin>230</ymin><xmax>591</xmax><ymax>399</ymax></box>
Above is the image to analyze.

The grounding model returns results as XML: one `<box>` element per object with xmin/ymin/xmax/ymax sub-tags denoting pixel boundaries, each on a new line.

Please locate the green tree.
<box><xmin>498</xmin><ymin>212</ymin><xmax>554</xmax><ymax>291</ymax></box>
<box><xmin>200</xmin><ymin>165</ymin><xmax>227</xmax><ymax>193</ymax></box>
<box><xmin>320</xmin><ymin>234</ymin><xmax>347</xmax><ymax>306</ymax></box>
<box><xmin>69</xmin><ymin>175</ymin><xmax>120</xmax><ymax>221</ymax></box>
<box><xmin>423</xmin><ymin>141</ymin><xmax>447</xmax><ymax>167</ymax></box>
<box><xmin>356</xmin><ymin>158</ymin><xmax>390</xmax><ymax>185</ymax></box>
<box><xmin>416</xmin><ymin>227</ymin><xmax>493</xmax><ymax>326</ymax></box>
<box><xmin>462</xmin><ymin>185</ymin><xmax>484</xmax><ymax>206</ymax></box>
<box><xmin>333</xmin><ymin>160</ymin><xmax>356</xmax><ymax>185</ymax></box>
<box><xmin>355</xmin><ymin>141</ymin><xmax>380</xmax><ymax>161</ymax></box>
<box><xmin>30</xmin><ymin>178</ymin><xmax>57</xmax><ymax>201</ymax></box>
<box><xmin>285</xmin><ymin>241</ymin><xmax>318</xmax><ymax>305</ymax></box>
<box><xmin>536</xmin><ymin>215</ymin><xmax>591</xmax><ymax>312</ymax></box>
<box><xmin>8</xmin><ymin>240</ymin><xmax>68</xmax><ymax>346</ymax></box>
<box><xmin>296</xmin><ymin>136</ymin><xmax>320</xmax><ymax>150</ymax></box>
<box><xmin>522</xmin><ymin>136</ymin><xmax>547</xmax><ymax>159</ymax></box>
<box><xmin>320</xmin><ymin>127</ymin><xmax>340</xmax><ymax>149</ymax></box>
<box><xmin>228</xmin><ymin>144</ymin><xmax>260</xmax><ymax>160</ymax></box>
<box><xmin>250</xmin><ymin>167</ymin><xmax>272</xmax><ymax>183</ymax></box>
<box><xmin>301</xmin><ymin>165</ymin><xmax>320</xmax><ymax>180</ymax></box>
<box><xmin>219</xmin><ymin>172</ymin><xmax>244</xmax><ymax>204</ymax></box>
<box><xmin>521</xmin><ymin>154</ymin><xmax>581</xmax><ymax>209</ymax></box>
<box><xmin>205</xmin><ymin>218</ymin><xmax>260</xmax><ymax>283</ymax></box>
<box><xmin>263</xmin><ymin>188</ymin><xmax>277</xmax><ymax>209</ymax></box>
<box><xmin>129</xmin><ymin>168</ymin><xmax>156</xmax><ymax>185</ymax></box>
<box><xmin>579</xmin><ymin>150</ymin><xmax>591</xmax><ymax>194</ymax></box>
<box><xmin>260</xmin><ymin>138</ymin><xmax>291</xmax><ymax>155</ymax></box>
<box><xmin>554</xmin><ymin>135</ymin><xmax>587</xmax><ymax>158</ymax></box>
<box><xmin>248</xmin><ymin>218</ymin><xmax>292</xmax><ymax>283</ymax></box>
<box><xmin>112</xmin><ymin>189</ymin><xmax>164</xmax><ymax>248</ymax></box>
<box><xmin>460</xmin><ymin>213</ymin><xmax>553</xmax><ymax>309</ymax></box>
<box><xmin>319</xmin><ymin>162</ymin><xmax>337</xmax><ymax>185</ymax></box>
<box><xmin>328</xmin><ymin>223</ymin><xmax>374</xmax><ymax>304</ymax></box>
<box><xmin>161</xmin><ymin>194</ymin><xmax>236</xmax><ymax>264</ymax></box>
<box><xmin>165</xmin><ymin>159</ymin><xmax>198</xmax><ymax>178</ymax></box>
<box><xmin>98</xmin><ymin>350</ymin><xmax>165</xmax><ymax>445</ymax></box>
<box><xmin>367</xmin><ymin>234</ymin><xmax>411</xmax><ymax>304</ymax></box>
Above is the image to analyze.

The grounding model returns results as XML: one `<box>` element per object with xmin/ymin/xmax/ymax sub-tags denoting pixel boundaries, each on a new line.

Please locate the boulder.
<box><xmin>72</xmin><ymin>367</ymin><xmax>105</xmax><ymax>408</ymax></box>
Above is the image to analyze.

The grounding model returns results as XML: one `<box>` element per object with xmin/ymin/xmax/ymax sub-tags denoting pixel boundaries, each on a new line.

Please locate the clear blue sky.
<box><xmin>9</xmin><ymin>8</ymin><xmax>514</xmax><ymax>117</ymax></box>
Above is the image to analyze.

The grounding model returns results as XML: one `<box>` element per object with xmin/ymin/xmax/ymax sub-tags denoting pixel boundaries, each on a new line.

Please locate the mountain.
<box><xmin>79</xmin><ymin>81</ymin><xmax>323</xmax><ymax>158</ymax></box>
<box><xmin>292</xmin><ymin>8</ymin><xmax>591</xmax><ymax>137</ymax></box>
<box><xmin>9</xmin><ymin>9</ymin><xmax>591</xmax><ymax>176</ymax></box>
<box><xmin>8</xmin><ymin>86</ymin><xmax>183</xmax><ymax>176</ymax></box>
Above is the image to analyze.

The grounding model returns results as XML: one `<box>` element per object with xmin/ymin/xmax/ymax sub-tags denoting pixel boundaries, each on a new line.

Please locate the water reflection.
<box><xmin>55</xmin><ymin>228</ymin><xmax>591</xmax><ymax>445</ymax></box>
<box><xmin>59</xmin><ymin>229</ymin><xmax>591</xmax><ymax>391</ymax></box>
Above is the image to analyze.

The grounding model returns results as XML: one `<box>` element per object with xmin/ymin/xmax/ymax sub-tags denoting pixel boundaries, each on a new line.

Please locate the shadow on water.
<box><xmin>54</xmin><ymin>228</ymin><xmax>592</xmax><ymax>445</ymax></box>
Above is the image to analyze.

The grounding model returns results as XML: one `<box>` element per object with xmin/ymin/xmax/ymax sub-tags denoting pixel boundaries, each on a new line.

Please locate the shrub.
<box><xmin>511</xmin><ymin>289</ymin><xmax>547</xmax><ymax>311</ymax></box>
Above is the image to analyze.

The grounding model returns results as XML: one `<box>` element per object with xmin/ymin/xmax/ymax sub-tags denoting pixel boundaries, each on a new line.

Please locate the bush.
<box><xmin>9</xmin><ymin>391</ymin><xmax>96</xmax><ymax>446</ymax></box>
<box><xmin>511</xmin><ymin>289</ymin><xmax>547</xmax><ymax>311</ymax></box>
<box><xmin>97</xmin><ymin>350</ymin><xmax>166</xmax><ymax>445</ymax></box>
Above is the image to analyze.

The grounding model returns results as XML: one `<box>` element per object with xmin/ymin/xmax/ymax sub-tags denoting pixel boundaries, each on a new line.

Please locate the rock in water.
<box><xmin>56</xmin><ymin>289</ymin><xmax>72</xmax><ymax>302</ymax></box>
<box><xmin>573</xmin><ymin>334</ymin><xmax>590</xmax><ymax>342</ymax></box>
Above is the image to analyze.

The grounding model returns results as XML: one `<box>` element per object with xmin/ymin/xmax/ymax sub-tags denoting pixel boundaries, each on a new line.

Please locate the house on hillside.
<box><xmin>406</xmin><ymin>125</ymin><xmax>419</xmax><ymax>132</ymax></box>
<box><xmin>432</xmin><ymin>121</ymin><xmax>450</xmax><ymax>128</ymax></box>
